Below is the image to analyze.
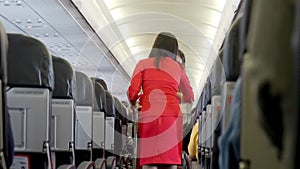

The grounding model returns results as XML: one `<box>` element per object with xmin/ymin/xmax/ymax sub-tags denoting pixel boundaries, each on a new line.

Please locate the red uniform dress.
<box><xmin>127</xmin><ymin>57</ymin><xmax>194</xmax><ymax>165</ymax></box>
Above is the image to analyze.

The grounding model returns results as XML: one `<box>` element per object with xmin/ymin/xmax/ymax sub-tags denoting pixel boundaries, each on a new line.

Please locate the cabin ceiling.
<box><xmin>0</xmin><ymin>0</ymin><xmax>240</xmax><ymax>104</ymax></box>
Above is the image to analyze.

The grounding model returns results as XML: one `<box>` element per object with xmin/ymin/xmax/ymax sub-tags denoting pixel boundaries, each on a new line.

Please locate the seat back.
<box><xmin>0</xmin><ymin>21</ymin><xmax>13</xmax><ymax>168</ymax></box>
<box><xmin>198</xmin><ymin>83</ymin><xmax>207</xmax><ymax>166</ymax></box>
<box><xmin>6</xmin><ymin>34</ymin><xmax>54</xmax><ymax>168</ymax></box>
<box><xmin>241</xmin><ymin>0</ymin><xmax>295</xmax><ymax>168</ymax></box>
<box><xmin>210</xmin><ymin>49</ymin><xmax>224</xmax><ymax>97</ymax></box>
<box><xmin>51</xmin><ymin>56</ymin><xmax>76</xmax><ymax>151</ymax></box>
<box><xmin>51</xmin><ymin>56</ymin><xmax>76</xmax><ymax>167</ymax></box>
<box><xmin>91</xmin><ymin>80</ymin><xmax>106</xmax><ymax>151</ymax></box>
<box><xmin>113</xmin><ymin>96</ymin><xmax>127</xmax><ymax>157</ymax></box>
<box><xmin>203</xmin><ymin>81</ymin><xmax>212</xmax><ymax>148</ymax></box>
<box><xmin>292</xmin><ymin>0</ymin><xmax>300</xmax><ymax>168</ymax></box>
<box><xmin>220</xmin><ymin>17</ymin><xmax>242</xmax><ymax>133</ymax></box>
<box><xmin>75</xmin><ymin>71</ymin><xmax>93</xmax><ymax>151</ymax></box>
<box><xmin>104</xmin><ymin>91</ymin><xmax>115</xmax><ymax>153</ymax></box>
<box><xmin>199</xmin><ymin>85</ymin><xmax>206</xmax><ymax>148</ymax></box>
<box><xmin>210</xmin><ymin>50</ymin><xmax>223</xmax><ymax>137</ymax></box>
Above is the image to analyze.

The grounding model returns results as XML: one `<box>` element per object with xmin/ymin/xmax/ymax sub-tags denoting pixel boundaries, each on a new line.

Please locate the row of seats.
<box><xmin>0</xmin><ymin>22</ymin><xmax>133</xmax><ymax>169</ymax></box>
<box><xmin>196</xmin><ymin>0</ymin><xmax>300</xmax><ymax>169</ymax></box>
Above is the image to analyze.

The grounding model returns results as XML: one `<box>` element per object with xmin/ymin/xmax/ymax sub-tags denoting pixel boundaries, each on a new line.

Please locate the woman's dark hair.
<box><xmin>149</xmin><ymin>32</ymin><xmax>178</xmax><ymax>68</ymax></box>
<box><xmin>178</xmin><ymin>49</ymin><xmax>186</xmax><ymax>67</ymax></box>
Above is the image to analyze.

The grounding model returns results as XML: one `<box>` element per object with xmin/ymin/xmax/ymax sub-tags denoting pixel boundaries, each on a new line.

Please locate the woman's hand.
<box><xmin>177</xmin><ymin>92</ymin><xmax>183</xmax><ymax>100</ymax></box>
<box><xmin>135</xmin><ymin>102</ymin><xmax>142</xmax><ymax>109</ymax></box>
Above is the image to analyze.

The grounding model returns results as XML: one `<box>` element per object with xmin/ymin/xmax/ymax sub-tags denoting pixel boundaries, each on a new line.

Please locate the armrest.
<box><xmin>95</xmin><ymin>158</ymin><xmax>106</xmax><ymax>169</ymax></box>
<box><xmin>77</xmin><ymin>161</ymin><xmax>95</xmax><ymax>169</ymax></box>
<box><xmin>57</xmin><ymin>164</ymin><xmax>76</xmax><ymax>169</ymax></box>
<box><xmin>106</xmin><ymin>156</ymin><xmax>116</xmax><ymax>169</ymax></box>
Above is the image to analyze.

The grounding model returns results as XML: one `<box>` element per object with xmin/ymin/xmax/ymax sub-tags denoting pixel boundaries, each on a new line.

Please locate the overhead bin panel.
<box><xmin>0</xmin><ymin>0</ymin><xmax>130</xmax><ymax>100</ymax></box>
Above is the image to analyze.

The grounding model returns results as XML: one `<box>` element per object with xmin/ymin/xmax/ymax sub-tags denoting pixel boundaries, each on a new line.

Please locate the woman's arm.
<box><xmin>177</xmin><ymin>91</ymin><xmax>183</xmax><ymax>100</ymax></box>
<box><xmin>180</xmin><ymin>70</ymin><xmax>194</xmax><ymax>103</ymax></box>
<box><xmin>127</xmin><ymin>61</ymin><xmax>144</xmax><ymax>105</ymax></box>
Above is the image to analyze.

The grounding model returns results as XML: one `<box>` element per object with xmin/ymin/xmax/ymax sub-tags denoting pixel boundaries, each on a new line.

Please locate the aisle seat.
<box><xmin>51</xmin><ymin>56</ymin><xmax>76</xmax><ymax>168</ymax></box>
<box><xmin>6</xmin><ymin>34</ymin><xmax>54</xmax><ymax>169</ymax></box>
<box><xmin>75</xmin><ymin>71</ymin><xmax>94</xmax><ymax>168</ymax></box>
<box><xmin>0</xmin><ymin>21</ymin><xmax>14</xmax><ymax>169</ymax></box>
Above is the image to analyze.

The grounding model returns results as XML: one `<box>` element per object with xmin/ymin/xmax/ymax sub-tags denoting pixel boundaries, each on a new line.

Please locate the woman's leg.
<box><xmin>160</xmin><ymin>165</ymin><xmax>178</xmax><ymax>169</ymax></box>
<box><xmin>142</xmin><ymin>165</ymin><xmax>158</xmax><ymax>169</ymax></box>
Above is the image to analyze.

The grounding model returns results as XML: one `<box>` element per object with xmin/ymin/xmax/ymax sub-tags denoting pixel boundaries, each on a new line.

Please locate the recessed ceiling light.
<box><xmin>24</xmin><ymin>25</ymin><xmax>31</xmax><ymax>29</ymax></box>
<box><xmin>37</xmin><ymin>19</ymin><xmax>43</xmax><ymax>23</ymax></box>
<box><xmin>35</xmin><ymin>33</ymin><xmax>39</xmax><ymax>37</ymax></box>
<box><xmin>54</xmin><ymin>33</ymin><xmax>59</xmax><ymax>37</ymax></box>
<box><xmin>16</xmin><ymin>0</ymin><xmax>22</xmax><ymax>6</ymax></box>
<box><xmin>26</xmin><ymin>19</ymin><xmax>32</xmax><ymax>23</ymax></box>
<box><xmin>44</xmin><ymin>33</ymin><xmax>49</xmax><ymax>37</ymax></box>
<box><xmin>4</xmin><ymin>1</ymin><xmax>10</xmax><ymax>6</ymax></box>
<box><xmin>15</xmin><ymin>19</ymin><xmax>21</xmax><ymax>24</ymax></box>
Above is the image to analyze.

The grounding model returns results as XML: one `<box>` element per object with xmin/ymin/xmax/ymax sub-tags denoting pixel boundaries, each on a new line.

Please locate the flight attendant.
<box><xmin>127</xmin><ymin>32</ymin><xmax>194</xmax><ymax>169</ymax></box>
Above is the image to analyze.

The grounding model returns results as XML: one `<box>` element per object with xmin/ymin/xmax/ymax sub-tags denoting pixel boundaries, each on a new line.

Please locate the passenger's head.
<box><xmin>177</xmin><ymin>49</ymin><xmax>186</xmax><ymax>68</ymax></box>
<box><xmin>149</xmin><ymin>32</ymin><xmax>178</xmax><ymax>68</ymax></box>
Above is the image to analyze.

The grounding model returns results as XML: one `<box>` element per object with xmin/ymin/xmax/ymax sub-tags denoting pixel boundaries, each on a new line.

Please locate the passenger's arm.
<box><xmin>180</xmin><ymin>70</ymin><xmax>194</xmax><ymax>103</ymax></box>
<box><xmin>188</xmin><ymin>122</ymin><xmax>198</xmax><ymax>160</ymax></box>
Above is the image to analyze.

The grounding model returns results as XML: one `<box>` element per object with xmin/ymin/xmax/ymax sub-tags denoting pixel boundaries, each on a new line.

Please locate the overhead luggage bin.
<box><xmin>51</xmin><ymin>56</ymin><xmax>76</xmax><ymax>168</ymax></box>
<box><xmin>6</xmin><ymin>34</ymin><xmax>54</xmax><ymax>169</ymax></box>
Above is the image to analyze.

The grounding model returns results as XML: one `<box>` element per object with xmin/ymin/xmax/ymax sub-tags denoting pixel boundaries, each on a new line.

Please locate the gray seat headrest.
<box><xmin>210</xmin><ymin>49</ymin><xmax>224</xmax><ymax>96</ymax></box>
<box><xmin>52</xmin><ymin>56</ymin><xmax>76</xmax><ymax>99</ymax></box>
<box><xmin>201</xmin><ymin>86</ymin><xmax>206</xmax><ymax>111</ymax></box>
<box><xmin>7</xmin><ymin>34</ymin><xmax>54</xmax><ymax>90</ymax></box>
<box><xmin>91</xmin><ymin>78</ymin><xmax>106</xmax><ymax>112</ymax></box>
<box><xmin>223</xmin><ymin>17</ymin><xmax>242</xmax><ymax>81</ymax></box>
<box><xmin>114</xmin><ymin>96</ymin><xmax>127</xmax><ymax>119</ymax></box>
<box><xmin>205</xmin><ymin>80</ymin><xmax>212</xmax><ymax>105</ymax></box>
<box><xmin>75</xmin><ymin>71</ymin><xmax>93</xmax><ymax>106</ymax></box>
<box><xmin>91</xmin><ymin>77</ymin><xmax>107</xmax><ymax>90</ymax></box>
<box><xmin>0</xmin><ymin>22</ymin><xmax>7</xmax><ymax>84</ymax></box>
<box><xmin>105</xmin><ymin>91</ymin><xmax>115</xmax><ymax>117</ymax></box>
